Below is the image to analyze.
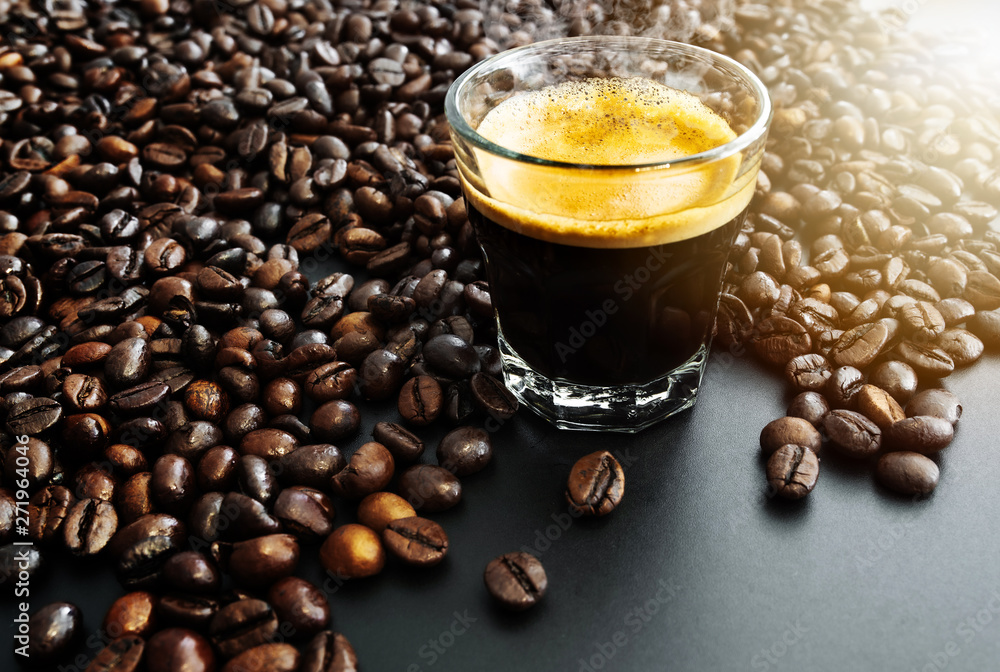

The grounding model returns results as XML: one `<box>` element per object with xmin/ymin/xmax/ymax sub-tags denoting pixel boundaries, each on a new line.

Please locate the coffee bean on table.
<box><xmin>357</xmin><ymin>492</ymin><xmax>416</xmax><ymax>534</ymax></box>
<box><xmin>145</xmin><ymin>628</ymin><xmax>215</xmax><ymax>672</ymax></box>
<box><xmin>766</xmin><ymin>445</ymin><xmax>820</xmax><ymax>499</ymax></box>
<box><xmin>382</xmin><ymin>516</ymin><xmax>449</xmax><ymax>567</ymax></box>
<box><xmin>64</xmin><ymin>498</ymin><xmax>117</xmax><ymax>555</ymax></box>
<box><xmin>300</xmin><ymin>631</ymin><xmax>358</xmax><ymax>672</ymax></box>
<box><xmin>905</xmin><ymin>389</ymin><xmax>962</xmax><ymax>426</ymax></box>
<box><xmin>884</xmin><ymin>416</ymin><xmax>954</xmax><ymax>454</ymax></box>
<box><xmin>868</xmin><ymin>360</ymin><xmax>919</xmax><ymax>404</ymax></box>
<box><xmin>469</xmin><ymin>372</ymin><xmax>519</xmax><ymax>420</ymax></box>
<box><xmin>823</xmin><ymin>410</ymin><xmax>882</xmax><ymax>459</ymax></box>
<box><xmin>787</xmin><ymin>391</ymin><xmax>830</xmax><ymax>428</ymax></box>
<box><xmin>268</xmin><ymin>577</ymin><xmax>330</xmax><ymax>639</ymax></box>
<box><xmin>372</xmin><ymin>421</ymin><xmax>425</xmax><ymax>462</ymax></box>
<box><xmin>102</xmin><ymin>591</ymin><xmax>157</xmax><ymax>639</ymax></box>
<box><xmin>397</xmin><ymin>375</ymin><xmax>444</xmax><ymax>426</ymax></box>
<box><xmin>437</xmin><ymin>426</ymin><xmax>492</xmax><ymax>476</ymax></box>
<box><xmin>565</xmin><ymin>450</ymin><xmax>625</xmax><ymax>516</ymax></box>
<box><xmin>825</xmin><ymin>366</ymin><xmax>865</xmax><ymax>409</ymax></box>
<box><xmin>876</xmin><ymin>451</ymin><xmax>940</xmax><ymax>496</ymax></box>
<box><xmin>27</xmin><ymin>601</ymin><xmax>82</xmax><ymax>665</ymax></box>
<box><xmin>855</xmin><ymin>384</ymin><xmax>905</xmax><ymax>430</ymax></box>
<box><xmin>226</xmin><ymin>534</ymin><xmax>300</xmax><ymax>588</ymax></box>
<box><xmin>784</xmin><ymin>353</ymin><xmax>833</xmax><ymax>391</ymax></box>
<box><xmin>222</xmin><ymin>643</ymin><xmax>300</xmax><ymax>672</ymax></box>
<box><xmin>397</xmin><ymin>464</ymin><xmax>463</xmax><ymax>513</ymax></box>
<box><xmin>484</xmin><ymin>552</ymin><xmax>548</xmax><ymax>611</ymax></box>
<box><xmin>320</xmin><ymin>524</ymin><xmax>385</xmax><ymax>579</ymax></box>
<box><xmin>273</xmin><ymin>487</ymin><xmax>336</xmax><ymax>542</ymax></box>
<box><xmin>331</xmin><ymin>441</ymin><xmax>394</xmax><ymax>499</ymax></box>
<box><xmin>209</xmin><ymin>598</ymin><xmax>280</xmax><ymax>658</ymax></box>
<box><xmin>759</xmin><ymin>417</ymin><xmax>822</xmax><ymax>456</ymax></box>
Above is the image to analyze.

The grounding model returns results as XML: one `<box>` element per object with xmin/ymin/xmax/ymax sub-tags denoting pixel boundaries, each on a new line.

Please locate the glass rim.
<box><xmin>444</xmin><ymin>35</ymin><xmax>773</xmax><ymax>171</ymax></box>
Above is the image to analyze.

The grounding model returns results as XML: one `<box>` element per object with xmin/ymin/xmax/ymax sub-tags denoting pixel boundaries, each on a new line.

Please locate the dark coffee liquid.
<box><xmin>469</xmin><ymin>202</ymin><xmax>745</xmax><ymax>385</ymax></box>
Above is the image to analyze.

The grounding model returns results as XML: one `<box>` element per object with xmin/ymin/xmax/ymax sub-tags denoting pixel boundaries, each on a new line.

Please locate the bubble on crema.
<box><xmin>481</xmin><ymin>0</ymin><xmax>735</xmax><ymax>49</ymax></box>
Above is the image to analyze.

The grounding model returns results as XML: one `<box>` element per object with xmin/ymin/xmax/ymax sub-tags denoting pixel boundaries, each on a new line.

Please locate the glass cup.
<box><xmin>445</xmin><ymin>36</ymin><xmax>772</xmax><ymax>432</ymax></box>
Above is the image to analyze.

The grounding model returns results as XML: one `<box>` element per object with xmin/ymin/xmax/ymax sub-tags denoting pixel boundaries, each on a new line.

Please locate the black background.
<box><xmin>7</xmin><ymin>341</ymin><xmax>1000</xmax><ymax>672</ymax></box>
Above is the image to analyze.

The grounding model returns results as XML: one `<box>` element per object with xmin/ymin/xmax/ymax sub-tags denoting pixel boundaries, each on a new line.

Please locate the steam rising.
<box><xmin>482</xmin><ymin>0</ymin><xmax>736</xmax><ymax>49</ymax></box>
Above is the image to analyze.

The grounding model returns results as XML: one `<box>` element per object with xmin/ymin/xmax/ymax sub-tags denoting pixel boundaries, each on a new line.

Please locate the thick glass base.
<box><xmin>497</xmin><ymin>331</ymin><xmax>707</xmax><ymax>433</ymax></box>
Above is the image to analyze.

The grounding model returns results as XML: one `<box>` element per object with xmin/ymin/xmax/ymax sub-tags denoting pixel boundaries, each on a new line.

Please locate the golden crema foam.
<box><xmin>460</xmin><ymin>76</ymin><xmax>759</xmax><ymax>248</ymax></box>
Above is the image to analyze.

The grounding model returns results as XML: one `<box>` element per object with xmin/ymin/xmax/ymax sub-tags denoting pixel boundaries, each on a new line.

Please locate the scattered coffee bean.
<box><xmin>484</xmin><ymin>552</ymin><xmax>548</xmax><ymax>611</ymax></box>
<box><xmin>876</xmin><ymin>451</ymin><xmax>940</xmax><ymax>496</ymax></box>
<box><xmin>766</xmin><ymin>445</ymin><xmax>820</xmax><ymax>499</ymax></box>
<box><xmin>565</xmin><ymin>451</ymin><xmax>625</xmax><ymax>516</ymax></box>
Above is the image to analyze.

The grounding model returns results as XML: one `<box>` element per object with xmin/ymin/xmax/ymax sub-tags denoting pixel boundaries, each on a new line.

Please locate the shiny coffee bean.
<box><xmin>884</xmin><ymin>416</ymin><xmax>954</xmax><ymax>454</ymax></box>
<box><xmin>102</xmin><ymin>591</ymin><xmax>157</xmax><ymax>639</ymax></box>
<box><xmin>766</xmin><ymin>445</ymin><xmax>820</xmax><ymax>499</ymax></box>
<box><xmin>484</xmin><ymin>552</ymin><xmax>547</xmax><ymax>611</ymax></box>
<box><xmin>320</xmin><ymin>524</ymin><xmax>385</xmax><ymax>579</ymax></box>
<box><xmin>876</xmin><ymin>451</ymin><xmax>939</xmax><ymax>496</ymax></box>
<box><xmin>300</xmin><ymin>631</ymin><xmax>359</xmax><ymax>672</ymax></box>
<box><xmin>268</xmin><ymin>576</ymin><xmax>330</xmax><ymax>638</ymax></box>
<box><xmin>273</xmin><ymin>486</ymin><xmax>336</xmax><ymax>541</ymax></box>
<box><xmin>209</xmin><ymin>598</ymin><xmax>279</xmax><ymax>659</ymax></box>
<box><xmin>372</xmin><ymin>421</ymin><xmax>425</xmax><ymax>462</ymax></box>
<box><xmin>357</xmin><ymin>492</ymin><xmax>416</xmax><ymax>534</ymax></box>
<box><xmin>26</xmin><ymin>601</ymin><xmax>82</xmax><ymax>665</ymax></box>
<box><xmin>331</xmin><ymin>441</ymin><xmax>394</xmax><ymax>499</ymax></box>
<box><xmin>145</xmin><ymin>628</ymin><xmax>215</xmax><ymax>672</ymax></box>
<box><xmin>382</xmin><ymin>516</ymin><xmax>448</xmax><ymax>567</ymax></box>
<box><xmin>226</xmin><ymin>534</ymin><xmax>300</xmax><ymax>588</ymax></box>
<box><xmin>397</xmin><ymin>375</ymin><xmax>443</xmax><ymax>426</ymax></box>
<box><xmin>436</xmin><ymin>426</ymin><xmax>492</xmax><ymax>476</ymax></box>
<box><xmin>397</xmin><ymin>465</ymin><xmax>462</xmax><ymax>513</ymax></box>
<box><xmin>824</xmin><ymin>410</ymin><xmax>881</xmax><ymax>459</ymax></box>
<box><xmin>565</xmin><ymin>451</ymin><xmax>625</xmax><ymax>516</ymax></box>
<box><xmin>905</xmin><ymin>389</ymin><xmax>962</xmax><ymax>426</ymax></box>
<box><xmin>759</xmin><ymin>416</ymin><xmax>822</xmax><ymax>456</ymax></box>
<box><xmin>85</xmin><ymin>635</ymin><xmax>145</xmax><ymax>672</ymax></box>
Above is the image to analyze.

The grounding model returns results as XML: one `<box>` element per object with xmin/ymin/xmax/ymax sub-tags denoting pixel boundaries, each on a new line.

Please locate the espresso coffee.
<box><xmin>459</xmin><ymin>77</ymin><xmax>758</xmax><ymax>385</ymax></box>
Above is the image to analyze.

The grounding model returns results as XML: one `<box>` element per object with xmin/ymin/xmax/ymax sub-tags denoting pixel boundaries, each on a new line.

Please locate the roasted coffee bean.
<box><xmin>116</xmin><ymin>534</ymin><xmax>183</xmax><ymax>589</ymax></box>
<box><xmin>62</xmin><ymin>373</ymin><xmax>108</xmax><ymax>412</ymax></box>
<box><xmin>884</xmin><ymin>416</ymin><xmax>955</xmax><ymax>454</ymax></box>
<box><xmin>268</xmin><ymin>576</ymin><xmax>330</xmax><ymax>638</ymax></box>
<box><xmin>358</xmin><ymin>349</ymin><xmax>405</xmax><ymax>400</ymax></box>
<box><xmin>357</xmin><ymin>492</ymin><xmax>416</xmax><ymax>534</ymax></box>
<box><xmin>397</xmin><ymin>375</ymin><xmax>443</xmax><ymax>426</ymax></box>
<box><xmin>105</xmin><ymin>337</ymin><xmax>152</xmax><ymax>389</ymax></box>
<box><xmin>108</xmin><ymin>513</ymin><xmax>186</xmax><ymax>559</ymax></box>
<box><xmin>397</xmin><ymin>464</ymin><xmax>463</xmax><ymax>514</ymax></box>
<box><xmin>320</xmin><ymin>523</ymin><xmax>385</xmax><ymax>579</ymax></box>
<box><xmin>825</xmin><ymin>366</ymin><xmax>865</xmax><ymax>409</ymax></box>
<box><xmin>893</xmin><ymin>341</ymin><xmax>955</xmax><ymax>377</ymax></box>
<box><xmin>876</xmin><ymin>451</ymin><xmax>939</xmax><ymax>496</ymax></box>
<box><xmin>85</xmin><ymin>635</ymin><xmax>145</xmax><ymax>672</ymax></box>
<box><xmin>855</xmin><ymin>385</ymin><xmax>906</xmax><ymax>430</ymax></box>
<box><xmin>222</xmin><ymin>643</ymin><xmax>300</xmax><ymax>672</ymax></box>
<box><xmin>64</xmin><ymin>498</ymin><xmax>117</xmax><ymax>555</ymax></box>
<box><xmin>102</xmin><ymin>591</ymin><xmax>157</xmax><ymax>639</ymax></box>
<box><xmin>7</xmin><ymin>396</ymin><xmax>62</xmax><ymax>435</ymax></box>
<box><xmin>304</xmin><ymin>361</ymin><xmax>357</xmax><ymax>402</ymax></box>
<box><xmin>6</xmin><ymin>436</ymin><xmax>52</xmax><ymax>489</ymax></box>
<box><xmin>787</xmin><ymin>391</ymin><xmax>830</xmax><ymax>428</ymax></box>
<box><xmin>163</xmin><ymin>551</ymin><xmax>221</xmax><ymax>595</ymax></box>
<box><xmin>752</xmin><ymin>316</ymin><xmax>812</xmax><ymax>366</ymax></box>
<box><xmin>227</xmin><ymin>534</ymin><xmax>299</xmax><ymax>588</ymax></box>
<box><xmin>564</xmin><ymin>451</ymin><xmax>625</xmax><ymax>516</ymax></box>
<box><xmin>29</xmin><ymin>485</ymin><xmax>75</xmax><ymax>544</ymax></box>
<box><xmin>209</xmin><ymin>598</ymin><xmax>279</xmax><ymax>659</ymax></box>
<box><xmin>468</xmin><ymin>372</ymin><xmax>519</xmax><ymax>421</ymax></box>
<box><xmin>331</xmin><ymin>441</ymin><xmax>394</xmax><ymax>499</ymax></box>
<box><xmin>437</xmin><ymin>426</ymin><xmax>492</xmax><ymax>476</ymax></box>
<box><xmin>423</xmin><ymin>334</ymin><xmax>480</xmax><ymax>378</ymax></box>
<box><xmin>905</xmin><ymin>389</ymin><xmax>962</xmax><ymax>426</ymax></box>
<box><xmin>145</xmin><ymin>628</ymin><xmax>215</xmax><ymax>672</ymax></box>
<box><xmin>484</xmin><ymin>552</ymin><xmax>547</xmax><ymax>611</ymax></box>
<box><xmin>372</xmin><ymin>421</ymin><xmax>425</xmax><ymax>462</ymax></box>
<box><xmin>310</xmin><ymin>400</ymin><xmax>361</xmax><ymax>442</ymax></box>
<box><xmin>26</xmin><ymin>601</ymin><xmax>82</xmax><ymax>665</ymax></box>
<box><xmin>197</xmin><ymin>445</ymin><xmax>239</xmax><ymax>492</ymax></box>
<box><xmin>155</xmin><ymin>595</ymin><xmax>220</xmax><ymax>631</ymax></box>
<box><xmin>936</xmin><ymin>328</ymin><xmax>984</xmax><ymax>366</ymax></box>
<box><xmin>240</xmin><ymin>428</ymin><xmax>298</xmax><ymax>461</ymax></box>
<box><xmin>277</xmin><ymin>445</ymin><xmax>346</xmax><ymax>489</ymax></box>
<box><xmin>868</xmin><ymin>360</ymin><xmax>919</xmax><ymax>404</ymax></box>
<box><xmin>150</xmin><ymin>454</ymin><xmax>197</xmax><ymax>515</ymax></box>
<box><xmin>824</xmin><ymin>410</ymin><xmax>881</xmax><ymax>459</ymax></box>
<box><xmin>759</xmin><ymin>416</ymin><xmax>823</xmax><ymax>457</ymax></box>
<box><xmin>273</xmin><ymin>486</ymin><xmax>336</xmax><ymax>541</ymax></box>
<box><xmin>766</xmin><ymin>445</ymin><xmax>820</xmax><ymax>499</ymax></box>
<box><xmin>784</xmin><ymin>353</ymin><xmax>833</xmax><ymax>392</ymax></box>
<box><xmin>219</xmin><ymin>491</ymin><xmax>282</xmax><ymax>540</ymax></box>
<box><xmin>300</xmin><ymin>631</ymin><xmax>359</xmax><ymax>672</ymax></box>
<box><xmin>382</xmin><ymin>516</ymin><xmax>448</xmax><ymax>567</ymax></box>
<box><xmin>109</xmin><ymin>382</ymin><xmax>170</xmax><ymax>416</ymax></box>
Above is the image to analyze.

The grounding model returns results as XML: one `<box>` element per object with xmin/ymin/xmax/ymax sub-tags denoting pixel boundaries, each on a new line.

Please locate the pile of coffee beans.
<box><xmin>706</xmin><ymin>3</ymin><xmax>999</xmax><ymax>498</ymax></box>
<box><xmin>1</xmin><ymin>0</ymin><xmax>999</xmax><ymax>667</ymax></box>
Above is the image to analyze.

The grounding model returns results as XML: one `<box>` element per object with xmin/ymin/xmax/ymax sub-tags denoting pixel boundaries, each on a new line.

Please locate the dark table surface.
<box><xmin>9</xmin><ymin>339</ymin><xmax>1000</xmax><ymax>672</ymax></box>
